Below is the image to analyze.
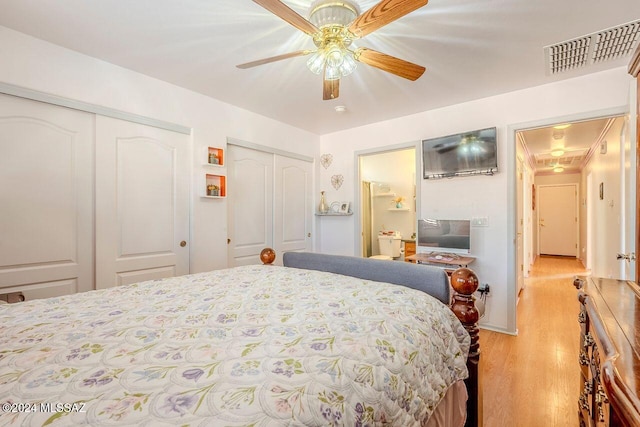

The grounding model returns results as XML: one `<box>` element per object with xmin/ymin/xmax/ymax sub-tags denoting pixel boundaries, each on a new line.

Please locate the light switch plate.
<box><xmin>471</xmin><ymin>216</ymin><xmax>489</xmax><ymax>227</ymax></box>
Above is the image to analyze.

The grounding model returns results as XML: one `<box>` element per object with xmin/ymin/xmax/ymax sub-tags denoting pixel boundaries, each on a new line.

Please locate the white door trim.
<box><xmin>506</xmin><ymin>105</ymin><xmax>628</xmax><ymax>335</ymax></box>
<box><xmin>354</xmin><ymin>141</ymin><xmax>421</xmax><ymax>258</ymax></box>
<box><xmin>0</xmin><ymin>81</ymin><xmax>191</xmax><ymax>135</ymax></box>
<box><xmin>227</xmin><ymin>137</ymin><xmax>314</xmax><ymax>163</ymax></box>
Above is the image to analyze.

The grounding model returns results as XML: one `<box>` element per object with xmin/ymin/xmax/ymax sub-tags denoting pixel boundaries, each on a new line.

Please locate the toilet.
<box><xmin>370</xmin><ymin>232</ymin><xmax>402</xmax><ymax>260</ymax></box>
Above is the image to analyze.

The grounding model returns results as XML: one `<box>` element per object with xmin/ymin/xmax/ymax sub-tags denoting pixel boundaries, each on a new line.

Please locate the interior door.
<box><xmin>630</xmin><ymin>43</ymin><xmax>639</xmax><ymax>283</ymax></box>
<box><xmin>622</xmin><ymin>115</ymin><xmax>636</xmax><ymax>280</ymax></box>
<box><xmin>95</xmin><ymin>116</ymin><xmax>190</xmax><ymax>288</ymax></box>
<box><xmin>227</xmin><ymin>145</ymin><xmax>274</xmax><ymax>266</ymax></box>
<box><xmin>274</xmin><ymin>155</ymin><xmax>312</xmax><ymax>264</ymax></box>
<box><xmin>538</xmin><ymin>184</ymin><xmax>578</xmax><ymax>256</ymax></box>
<box><xmin>0</xmin><ymin>94</ymin><xmax>93</xmax><ymax>299</ymax></box>
<box><xmin>516</xmin><ymin>158</ymin><xmax>524</xmax><ymax>295</ymax></box>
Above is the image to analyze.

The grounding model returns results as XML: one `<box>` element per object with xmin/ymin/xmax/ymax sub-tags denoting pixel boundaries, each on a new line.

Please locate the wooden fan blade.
<box><xmin>323</xmin><ymin>73</ymin><xmax>340</xmax><ymax>100</ymax></box>
<box><xmin>355</xmin><ymin>47</ymin><xmax>425</xmax><ymax>80</ymax></box>
<box><xmin>237</xmin><ymin>50</ymin><xmax>311</xmax><ymax>69</ymax></box>
<box><xmin>253</xmin><ymin>0</ymin><xmax>320</xmax><ymax>35</ymax></box>
<box><xmin>348</xmin><ymin>0</ymin><xmax>428</xmax><ymax>38</ymax></box>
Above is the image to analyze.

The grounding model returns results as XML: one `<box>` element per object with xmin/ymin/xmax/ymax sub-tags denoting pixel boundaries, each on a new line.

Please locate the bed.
<box><xmin>0</xmin><ymin>250</ymin><xmax>480</xmax><ymax>426</ymax></box>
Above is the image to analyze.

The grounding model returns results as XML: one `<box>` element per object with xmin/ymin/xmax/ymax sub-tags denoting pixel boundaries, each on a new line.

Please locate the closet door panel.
<box><xmin>274</xmin><ymin>156</ymin><xmax>312</xmax><ymax>260</ymax></box>
<box><xmin>95</xmin><ymin>116</ymin><xmax>189</xmax><ymax>289</ymax></box>
<box><xmin>0</xmin><ymin>94</ymin><xmax>93</xmax><ymax>298</ymax></box>
<box><xmin>227</xmin><ymin>145</ymin><xmax>273</xmax><ymax>266</ymax></box>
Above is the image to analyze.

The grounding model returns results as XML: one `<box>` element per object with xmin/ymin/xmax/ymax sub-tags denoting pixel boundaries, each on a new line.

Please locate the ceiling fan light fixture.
<box><xmin>326</xmin><ymin>44</ymin><xmax>345</xmax><ymax>67</ymax></box>
<box><xmin>325</xmin><ymin>63</ymin><xmax>341</xmax><ymax>80</ymax></box>
<box><xmin>309</xmin><ymin>0</ymin><xmax>359</xmax><ymax>28</ymax></box>
<box><xmin>307</xmin><ymin>43</ymin><xmax>357</xmax><ymax>78</ymax></box>
<box><xmin>339</xmin><ymin>50</ymin><xmax>357</xmax><ymax>76</ymax></box>
<box><xmin>307</xmin><ymin>51</ymin><xmax>326</xmax><ymax>74</ymax></box>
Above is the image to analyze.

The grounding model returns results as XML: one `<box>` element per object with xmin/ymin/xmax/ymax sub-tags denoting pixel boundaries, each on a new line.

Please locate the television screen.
<box><xmin>417</xmin><ymin>219</ymin><xmax>471</xmax><ymax>254</ymax></box>
<box><xmin>422</xmin><ymin>127</ymin><xmax>497</xmax><ymax>179</ymax></box>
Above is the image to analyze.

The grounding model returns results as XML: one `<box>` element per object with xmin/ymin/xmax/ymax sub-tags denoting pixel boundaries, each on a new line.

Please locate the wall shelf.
<box><xmin>316</xmin><ymin>212</ymin><xmax>353</xmax><ymax>216</ymax></box>
<box><xmin>202</xmin><ymin>146</ymin><xmax>226</xmax><ymax>198</ymax></box>
<box><xmin>374</xmin><ymin>192</ymin><xmax>396</xmax><ymax>197</ymax></box>
<box><xmin>204</xmin><ymin>174</ymin><xmax>226</xmax><ymax>197</ymax></box>
<box><xmin>206</xmin><ymin>146</ymin><xmax>224</xmax><ymax>166</ymax></box>
<box><xmin>387</xmin><ymin>208</ymin><xmax>411</xmax><ymax>211</ymax></box>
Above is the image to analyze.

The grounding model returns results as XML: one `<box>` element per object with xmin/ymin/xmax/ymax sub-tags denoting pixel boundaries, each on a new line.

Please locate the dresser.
<box><xmin>574</xmin><ymin>276</ymin><xmax>640</xmax><ymax>427</ymax></box>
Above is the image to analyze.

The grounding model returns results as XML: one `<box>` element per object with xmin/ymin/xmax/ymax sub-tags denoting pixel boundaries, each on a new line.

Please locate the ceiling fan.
<box><xmin>237</xmin><ymin>0</ymin><xmax>428</xmax><ymax>100</ymax></box>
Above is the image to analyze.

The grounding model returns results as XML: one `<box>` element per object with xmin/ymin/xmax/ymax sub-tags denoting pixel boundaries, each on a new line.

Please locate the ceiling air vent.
<box><xmin>545</xmin><ymin>20</ymin><xmax>640</xmax><ymax>75</ymax></box>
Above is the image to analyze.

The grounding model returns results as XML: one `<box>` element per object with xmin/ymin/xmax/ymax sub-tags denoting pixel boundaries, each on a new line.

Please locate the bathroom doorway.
<box><xmin>357</xmin><ymin>145</ymin><xmax>418</xmax><ymax>259</ymax></box>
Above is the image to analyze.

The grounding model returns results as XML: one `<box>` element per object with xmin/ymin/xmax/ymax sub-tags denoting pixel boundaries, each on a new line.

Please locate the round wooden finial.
<box><xmin>260</xmin><ymin>248</ymin><xmax>276</xmax><ymax>265</ymax></box>
<box><xmin>450</xmin><ymin>267</ymin><xmax>479</xmax><ymax>296</ymax></box>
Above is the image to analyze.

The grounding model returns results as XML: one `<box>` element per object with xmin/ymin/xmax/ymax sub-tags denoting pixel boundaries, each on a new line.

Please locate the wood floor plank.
<box><xmin>480</xmin><ymin>256</ymin><xmax>585</xmax><ymax>426</ymax></box>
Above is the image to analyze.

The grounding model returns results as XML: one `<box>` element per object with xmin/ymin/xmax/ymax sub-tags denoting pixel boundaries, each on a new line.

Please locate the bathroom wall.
<box><xmin>360</xmin><ymin>148</ymin><xmax>416</xmax><ymax>255</ymax></box>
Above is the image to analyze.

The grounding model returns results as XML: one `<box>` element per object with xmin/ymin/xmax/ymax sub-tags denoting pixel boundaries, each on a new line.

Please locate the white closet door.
<box><xmin>0</xmin><ymin>94</ymin><xmax>93</xmax><ymax>298</ymax></box>
<box><xmin>274</xmin><ymin>155</ymin><xmax>312</xmax><ymax>262</ymax></box>
<box><xmin>227</xmin><ymin>145</ymin><xmax>274</xmax><ymax>266</ymax></box>
<box><xmin>95</xmin><ymin>116</ymin><xmax>189</xmax><ymax>288</ymax></box>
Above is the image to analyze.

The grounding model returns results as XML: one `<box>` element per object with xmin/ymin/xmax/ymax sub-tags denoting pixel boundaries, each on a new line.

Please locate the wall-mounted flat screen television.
<box><xmin>417</xmin><ymin>219</ymin><xmax>471</xmax><ymax>254</ymax></box>
<box><xmin>422</xmin><ymin>127</ymin><xmax>497</xmax><ymax>179</ymax></box>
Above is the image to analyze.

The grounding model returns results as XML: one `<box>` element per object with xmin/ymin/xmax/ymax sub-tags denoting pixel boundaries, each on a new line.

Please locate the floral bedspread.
<box><xmin>0</xmin><ymin>265</ymin><xmax>469</xmax><ymax>426</ymax></box>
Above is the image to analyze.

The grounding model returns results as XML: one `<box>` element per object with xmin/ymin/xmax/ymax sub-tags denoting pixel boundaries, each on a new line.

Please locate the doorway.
<box><xmin>537</xmin><ymin>184</ymin><xmax>578</xmax><ymax>257</ymax></box>
<box><xmin>356</xmin><ymin>144</ymin><xmax>418</xmax><ymax>259</ymax></box>
<box><xmin>509</xmin><ymin>108</ymin><xmax>634</xmax><ymax>333</ymax></box>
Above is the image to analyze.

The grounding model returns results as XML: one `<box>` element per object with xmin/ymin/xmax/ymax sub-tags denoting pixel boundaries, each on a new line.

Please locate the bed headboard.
<box><xmin>282</xmin><ymin>252</ymin><xmax>450</xmax><ymax>304</ymax></box>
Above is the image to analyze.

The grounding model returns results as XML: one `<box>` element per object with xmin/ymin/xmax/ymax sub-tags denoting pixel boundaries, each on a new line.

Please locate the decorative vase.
<box><xmin>319</xmin><ymin>191</ymin><xmax>329</xmax><ymax>214</ymax></box>
<box><xmin>396</xmin><ymin>202</ymin><xmax>402</xmax><ymax>209</ymax></box>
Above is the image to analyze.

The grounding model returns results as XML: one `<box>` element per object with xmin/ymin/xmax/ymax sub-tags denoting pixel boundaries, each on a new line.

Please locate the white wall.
<box><xmin>580</xmin><ymin>117</ymin><xmax>625</xmax><ymax>278</ymax></box>
<box><xmin>0</xmin><ymin>26</ymin><xmax>320</xmax><ymax>273</ymax></box>
<box><xmin>319</xmin><ymin>67</ymin><xmax>633</xmax><ymax>333</ymax></box>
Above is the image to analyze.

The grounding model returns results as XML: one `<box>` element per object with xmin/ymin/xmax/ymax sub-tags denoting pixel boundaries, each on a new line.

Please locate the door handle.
<box><xmin>180</xmin><ymin>241</ymin><xmax>187</xmax><ymax>247</ymax></box>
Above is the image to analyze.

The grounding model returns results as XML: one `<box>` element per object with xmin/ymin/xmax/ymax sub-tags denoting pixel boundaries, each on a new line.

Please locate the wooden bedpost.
<box><xmin>260</xmin><ymin>247</ymin><xmax>276</xmax><ymax>265</ymax></box>
<box><xmin>450</xmin><ymin>267</ymin><xmax>482</xmax><ymax>427</ymax></box>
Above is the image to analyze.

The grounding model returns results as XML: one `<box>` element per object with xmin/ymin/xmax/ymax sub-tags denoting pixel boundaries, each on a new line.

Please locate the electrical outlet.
<box><xmin>478</xmin><ymin>284</ymin><xmax>490</xmax><ymax>293</ymax></box>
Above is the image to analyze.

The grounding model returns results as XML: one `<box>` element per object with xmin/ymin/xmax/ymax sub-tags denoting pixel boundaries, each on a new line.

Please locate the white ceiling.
<box><xmin>518</xmin><ymin>117</ymin><xmax>617</xmax><ymax>175</ymax></box>
<box><xmin>0</xmin><ymin>0</ymin><xmax>639</xmax><ymax>135</ymax></box>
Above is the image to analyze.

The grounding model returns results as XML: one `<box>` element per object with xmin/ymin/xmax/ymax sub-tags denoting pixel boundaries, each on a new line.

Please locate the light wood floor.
<box><xmin>480</xmin><ymin>256</ymin><xmax>587</xmax><ymax>426</ymax></box>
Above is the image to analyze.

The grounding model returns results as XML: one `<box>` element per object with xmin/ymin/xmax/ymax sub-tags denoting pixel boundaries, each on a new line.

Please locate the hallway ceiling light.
<box><xmin>550</xmin><ymin>149</ymin><xmax>565</xmax><ymax>157</ymax></box>
<box><xmin>553</xmin><ymin>123</ymin><xmax>572</xmax><ymax>130</ymax></box>
<box><xmin>553</xmin><ymin>165</ymin><xmax>565</xmax><ymax>172</ymax></box>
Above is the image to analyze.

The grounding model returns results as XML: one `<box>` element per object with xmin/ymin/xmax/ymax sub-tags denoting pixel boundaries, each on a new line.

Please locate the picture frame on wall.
<box><xmin>531</xmin><ymin>184</ymin><xmax>535</xmax><ymax>210</ymax></box>
<box><xmin>339</xmin><ymin>202</ymin><xmax>350</xmax><ymax>214</ymax></box>
<box><xmin>599</xmin><ymin>182</ymin><xmax>604</xmax><ymax>200</ymax></box>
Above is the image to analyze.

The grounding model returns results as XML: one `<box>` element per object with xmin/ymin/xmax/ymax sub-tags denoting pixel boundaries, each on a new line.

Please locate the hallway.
<box><xmin>480</xmin><ymin>256</ymin><xmax>587</xmax><ymax>426</ymax></box>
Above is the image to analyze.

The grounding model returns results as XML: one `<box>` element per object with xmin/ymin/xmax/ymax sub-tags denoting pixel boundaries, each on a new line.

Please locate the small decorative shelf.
<box><xmin>374</xmin><ymin>192</ymin><xmax>396</xmax><ymax>197</ymax></box>
<box><xmin>206</xmin><ymin>146</ymin><xmax>224</xmax><ymax>166</ymax></box>
<box><xmin>388</xmin><ymin>208</ymin><xmax>411</xmax><ymax>211</ymax></box>
<box><xmin>202</xmin><ymin>146</ymin><xmax>226</xmax><ymax>199</ymax></box>
<box><xmin>203</xmin><ymin>173</ymin><xmax>226</xmax><ymax>198</ymax></box>
<box><xmin>316</xmin><ymin>212</ymin><xmax>353</xmax><ymax>216</ymax></box>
